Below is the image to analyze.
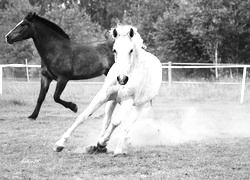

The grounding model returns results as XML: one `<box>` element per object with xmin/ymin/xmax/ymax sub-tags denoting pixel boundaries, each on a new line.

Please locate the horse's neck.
<box><xmin>130</xmin><ymin>48</ymin><xmax>145</xmax><ymax>72</ymax></box>
<box><xmin>32</xmin><ymin>23</ymin><xmax>68</xmax><ymax>61</ymax></box>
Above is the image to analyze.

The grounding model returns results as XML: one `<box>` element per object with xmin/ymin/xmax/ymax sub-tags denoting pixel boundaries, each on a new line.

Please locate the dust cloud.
<box><xmin>117</xmin><ymin>105</ymin><xmax>250</xmax><ymax>147</ymax></box>
<box><xmin>77</xmin><ymin>103</ymin><xmax>250</xmax><ymax>151</ymax></box>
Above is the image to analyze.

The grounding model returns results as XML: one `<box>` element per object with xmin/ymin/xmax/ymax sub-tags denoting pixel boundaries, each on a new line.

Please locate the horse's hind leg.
<box><xmin>113</xmin><ymin>104</ymin><xmax>145</xmax><ymax>156</ymax></box>
<box><xmin>54</xmin><ymin>77</ymin><xmax>77</xmax><ymax>112</ymax></box>
<box><xmin>28</xmin><ymin>74</ymin><xmax>52</xmax><ymax>120</ymax></box>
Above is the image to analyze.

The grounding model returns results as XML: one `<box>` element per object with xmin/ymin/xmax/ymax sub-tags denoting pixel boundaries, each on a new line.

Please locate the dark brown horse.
<box><xmin>5</xmin><ymin>12</ymin><xmax>114</xmax><ymax>120</ymax></box>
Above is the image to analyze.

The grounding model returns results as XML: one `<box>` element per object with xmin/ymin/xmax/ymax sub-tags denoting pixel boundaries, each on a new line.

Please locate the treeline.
<box><xmin>1</xmin><ymin>0</ymin><xmax>250</xmax><ymax>79</ymax></box>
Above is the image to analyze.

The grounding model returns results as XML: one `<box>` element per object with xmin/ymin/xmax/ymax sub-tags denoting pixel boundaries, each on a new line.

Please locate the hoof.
<box><xmin>114</xmin><ymin>148</ymin><xmax>127</xmax><ymax>157</ymax></box>
<box><xmin>70</xmin><ymin>103</ymin><xmax>78</xmax><ymax>113</ymax></box>
<box><xmin>74</xmin><ymin>106</ymin><xmax>78</xmax><ymax>113</ymax></box>
<box><xmin>86</xmin><ymin>146</ymin><xmax>107</xmax><ymax>154</ymax></box>
<box><xmin>28</xmin><ymin>115</ymin><xmax>37</xmax><ymax>120</ymax></box>
<box><xmin>114</xmin><ymin>153</ymin><xmax>127</xmax><ymax>157</ymax></box>
<box><xmin>53</xmin><ymin>145</ymin><xmax>64</xmax><ymax>152</ymax></box>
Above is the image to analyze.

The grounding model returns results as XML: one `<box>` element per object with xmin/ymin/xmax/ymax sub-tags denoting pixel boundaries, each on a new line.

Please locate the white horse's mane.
<box><xmin>109</xmin><ymin>25</ymin><xmax>146</xmax><ymax>49</ymax></box>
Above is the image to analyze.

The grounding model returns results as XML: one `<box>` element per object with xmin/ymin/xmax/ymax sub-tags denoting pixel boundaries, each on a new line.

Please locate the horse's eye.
<box><xmin>113</xmin><ymin>49</ymin><xmax>116</xmax><ymax>54</ymax></box>
<box><xmin>129</xmin><ymin>49</ymin><xmax>133</xmax><ymax>54</ymax></box>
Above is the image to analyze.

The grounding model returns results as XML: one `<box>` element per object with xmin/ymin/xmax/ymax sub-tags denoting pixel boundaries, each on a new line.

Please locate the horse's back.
<box><xmin>67</xmin><ymin>42</ymin><xmax>114</xmax><ymax>79</ymax></box>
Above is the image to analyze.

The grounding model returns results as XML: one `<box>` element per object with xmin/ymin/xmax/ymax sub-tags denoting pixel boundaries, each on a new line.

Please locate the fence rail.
<box><xmin>0</xmin><ymin>62</ymin><xmax>249</xmax><ymax>103</ymax></box>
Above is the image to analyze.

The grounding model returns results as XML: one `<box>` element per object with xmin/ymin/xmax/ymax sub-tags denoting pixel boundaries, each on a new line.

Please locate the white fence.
<box><xmin>0</xmin><ymin>60</ymin><xmax>41</xmax><ymax>95</ymax></box>
<box><xmin>0</xmin><ymin>62</ymin><xmax>249</xmax><ymax>103</ymax></box>
<box><xmin>162</xmin><ymin>62</ymin><xmax>250</xmax><ymax>103</ymax></box>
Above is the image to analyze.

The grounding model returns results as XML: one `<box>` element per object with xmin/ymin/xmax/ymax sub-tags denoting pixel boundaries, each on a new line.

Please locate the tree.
<box><xmin>154</xmin><ymin>1</ymin><xmax>209</xmax><ymax>63</ymax></box>
<box><xmin>0</xmin><ymin>0</ymin><xmax>40</xmax><ymax>64</ymax></box>
<box><xmin>45</xmin><ymin>3</ymin><xmax>103</xmax><ymax>44</ymax></box>
<box><xmin>187</xmin><ymin>0</ymin><xmax>250</xmax><ymax>65</ymax></box>
<box><xmin>122</xmin><ymin>0</ymin><xmax>169</xmax><ymax>50</ymax></box>
<box><xmin>78</xmin><ymin>0</ymin><xmax>131</xmax><ymax>30</ymax></box>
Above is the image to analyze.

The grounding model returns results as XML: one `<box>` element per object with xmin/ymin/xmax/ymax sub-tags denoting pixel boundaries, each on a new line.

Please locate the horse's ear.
<box><xmin>26</xmin><ymin>12</ymin><xmax>36</xmax><ymax>21</ymax></box>
<box><xmin>129</xmin><ymin>28</ymin><xmax>134</xmax><ymax>38</ymax></box>
<box><xmin>113</xmin><ymin>28</ymin><xmax>118</xmax><ymax>38</ymax></box>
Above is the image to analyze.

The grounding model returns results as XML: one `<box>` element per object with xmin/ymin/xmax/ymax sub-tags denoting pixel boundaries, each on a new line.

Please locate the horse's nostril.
<box><xmin>117</xmin><ymin>75</ymin><xmax>129</xmax><ymax>85</ymax></box>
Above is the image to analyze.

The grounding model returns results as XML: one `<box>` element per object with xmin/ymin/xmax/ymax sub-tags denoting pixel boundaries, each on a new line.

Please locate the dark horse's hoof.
<box><xmin>70</xmin><ymin>103</ymin><xmax>78</xmax><ymax>113</ymax></box>
<box><xmin>73</xmin><ymin>105</ymin><xmax>78</xmax><ymax>113</ymax></box>
<box><xmin>28</xmin><ymin>115</ymin><xmax>37</xmax><ymax>120</ymax></box>
<box><xmin>86</xmin><ymin>146</ymin><xmax>107</xmax><ymax>154</ymax></box>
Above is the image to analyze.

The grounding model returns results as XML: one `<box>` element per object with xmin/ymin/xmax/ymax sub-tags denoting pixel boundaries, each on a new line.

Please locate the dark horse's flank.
<box><xmin>5</xmin><ymin>12</ymin><xmax>114</xmax><ymax>120</ymax></box>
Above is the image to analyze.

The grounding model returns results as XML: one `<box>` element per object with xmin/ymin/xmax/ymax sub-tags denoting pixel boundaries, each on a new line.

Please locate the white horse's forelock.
<box><xmin>110</xmin><ymin>25</ymin><xmax>144</xmax><ymax>49</ymax></box>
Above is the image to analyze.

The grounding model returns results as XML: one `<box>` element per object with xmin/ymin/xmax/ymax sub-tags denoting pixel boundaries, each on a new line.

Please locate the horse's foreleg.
<box><xmin>85</xmin><ymin>101</ymin><xmax>117</xmax><ymax>154</ymax></box>
<box><xmin>28</xmin><ymin>74</ymin><xmax>52</xmax><ymax>120</ymax></box>
<box><xmin>53</xmin><ymin>89</ymin><xmax>109</xmax><ymax>152</ymax></box>
<box><xmin>98</xmin><ymin>100</ymin><xmax>117</xmax><ymax>139</ymax></box>
<box><xmin>97</xmin><ymin>99</ymin><xmax>134</xmax><ymax>150</ymax></box>
<box><xmin>54</xmin><ymin>77</ymin><xmax>77</xmax><ymax>112</ymax></box>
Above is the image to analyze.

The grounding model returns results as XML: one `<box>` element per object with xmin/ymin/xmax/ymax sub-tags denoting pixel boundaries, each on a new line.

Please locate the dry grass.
<box><xmin>1</xmin><ymin>80</ymin><xmax>250</xmax><ymax>179</ymax></box>
<box><xmin>2</xmin><ymin>79</ymin><xmax>249</xmax><ymax>104</ymax></box>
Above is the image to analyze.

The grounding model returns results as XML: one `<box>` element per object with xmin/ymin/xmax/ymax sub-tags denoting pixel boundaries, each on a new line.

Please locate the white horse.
<box><xmin>53</xmin><ymin>25</ymin><xmax>162</xmax><ymax>156</ymax></box>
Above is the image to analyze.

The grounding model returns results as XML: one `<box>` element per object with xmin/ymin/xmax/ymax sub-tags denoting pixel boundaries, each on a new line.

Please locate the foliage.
<box><xmin>0</xmin><ymin>0</ymin><xmax>40</xmax><ymax>77</ymax></box>
<box><xmin>44</xmin><ymin>3</ymin><xmax>103</xmax><ymax>44</ymax></box>
<box><xmin>122</xmin><ymin>0</ymin><xmax>168</xmax><ymax>49</ymax></box>
<box><xmin>153</xmin><ymin>0</ymin><xmax>250</xmax><ymax>77</ymax></box>
<box><xmin>154</xmin><ymin>3</ymin><xmax>209</xmax><ymax>63</ymax></box>
<box><xmin>0</xmin><ymin>0</ymin><xmax>39</xmax><ymax>64</ymax></box>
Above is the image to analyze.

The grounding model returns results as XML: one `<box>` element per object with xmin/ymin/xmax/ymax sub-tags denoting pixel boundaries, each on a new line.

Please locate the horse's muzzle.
<box><xmin>117</xmin><ymin>75</ymin><xmax>129</xmax><ymax>85</ymax></box>
<box><xmin>5</xmin><ymin>35</ymin><xmax>13</xmax><ymax>44</ymax></box>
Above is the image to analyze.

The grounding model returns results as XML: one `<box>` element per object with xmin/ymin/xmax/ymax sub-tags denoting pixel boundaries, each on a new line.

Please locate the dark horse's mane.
<box><xmin>25</xmin><ymin>12</ymin><xmax>70</xmax><ymax>40</ymax></box>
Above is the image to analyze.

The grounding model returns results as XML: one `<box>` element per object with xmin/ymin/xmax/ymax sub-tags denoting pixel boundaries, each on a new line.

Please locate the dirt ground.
<box><xmin>1</xmin><ymin>82</ymin><xmax>250</xmax><ymax>179</ymax></box>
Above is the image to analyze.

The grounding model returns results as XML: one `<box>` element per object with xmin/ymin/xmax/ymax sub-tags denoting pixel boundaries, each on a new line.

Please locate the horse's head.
<box><xmin>5</xmin><ymin>12</ymin><xmax>36</xmax><ymax>44</ymax></box>
<box><xmin>111</xmin><ymin>25</ymin><xmax>143</xmax><ymax>85</ymax></box>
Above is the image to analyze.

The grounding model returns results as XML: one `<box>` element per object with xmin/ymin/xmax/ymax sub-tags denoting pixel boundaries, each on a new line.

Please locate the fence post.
<box><xmin>25</xmin><ymin>59</ymin><xmax>29</xmax><ymax>82</ymax></box>
<box><xmin>215</xmin><ymin>42</ymin><xmax>219</xmax><ymax>79</ymax></box>
<box><xmin>0</xmin><ymin>66</ymin><xmax>2</xmax><ymax>95</ymax></box>
<box><xmin>240</xmin><ymin>66</ymin><xmax>247</xmax><ymax>104</ymax></box>
<box><xmin>168</xmin><ymin>61</ymin><xmax>172</xmax><ymax>85</ymax></box>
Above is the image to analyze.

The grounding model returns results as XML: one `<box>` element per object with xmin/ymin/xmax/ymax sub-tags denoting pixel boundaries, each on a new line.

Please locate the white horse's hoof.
<box><xmin>53</xmin><ymin>142</ymin><xmax>65</xmax><ymax>152</ymax></box>
<box><xmin>114</xmin><ymin>152</ymin><xmax>127</xmax><ymax>157</ymax></box>
<box><xmin>53</xmin><ymin>145</ymin><xmax>64</xmax><ymax>152</ymax></box>
<box><xmin>86</xmin><ymin>145</ymin><xmax>107</xmax><ymax>154</ymax></box>
<box><xmin>114</xmin><ymin>149</ymin><xmax>127</xmax><ymax>157</ymax></box>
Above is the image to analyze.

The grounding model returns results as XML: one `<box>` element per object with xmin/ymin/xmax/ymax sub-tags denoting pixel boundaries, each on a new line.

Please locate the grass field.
<box><xmin>1</xmin><ymin>80</ymin><xmax>250</xmax><ymax>179</ymax></box>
